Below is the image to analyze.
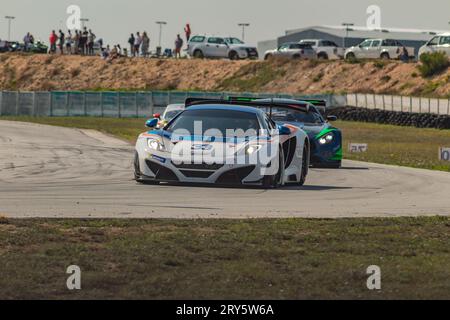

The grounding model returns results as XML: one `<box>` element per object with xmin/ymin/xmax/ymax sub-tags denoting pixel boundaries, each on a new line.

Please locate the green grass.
<box><xmin>1</xmin><ymin>116</ymin><xmax>449</xmax><ymax>172</ymax></box>
<box><xmin>0</xmin><ymin>217</ymin><xmax>449</xmax><ymax>299</ymax></box>
<box><xmin>335</xmin><ymin>120</ymin><xmax>450</xmax><ymax>172</ymax></box>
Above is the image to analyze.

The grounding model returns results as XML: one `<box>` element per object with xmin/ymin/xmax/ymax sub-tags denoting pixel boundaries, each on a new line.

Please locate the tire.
<box><xmin>262</xmin><ymin>147</ymin><xmax>284</xmax><ymax>189</ymax></box>
<box><xmin>134</xmin><ymin>152</ymin><xmax>160</xmax><ymax>185</ymax></box>
<box><xmin>318</xmin><ymin>52</ymin><xmax>328</xmax><ymax>60</ymax></box>
<box><xmin>345</xmin><ymin>52</ymin><xmax>355</xmax><ymax>60</ymax></box>
<box><xmin>380</xmin><ymin>52</ymin><xmax>390</xmax><ymax>60</ymax></box>
<box><xmin>229</xmin><ymin>51</ymin><xmax>239</xmax><ymax>60</ymax></box>
<box><xmin>134</xmin><ymin>152</ymin><xmax>144</xmax><ymax>183</ymax></box>
<box><xmin>298</xmin><ymin>144</ymin><xmax>310</xmax><ymax>186</ymax></box>
<box><xmin>264</xmin><ymin>54</ymin><xmax>272</xmax><ymax>60</ymax></box>
<box><xmin>193</xmin><ymin>50</ymin><xmax>204</xmax><ymax>59</ymax></box>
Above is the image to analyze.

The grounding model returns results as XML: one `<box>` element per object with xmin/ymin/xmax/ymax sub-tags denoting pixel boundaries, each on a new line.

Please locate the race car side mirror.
<box><xmin>327</xmin><ymin>115</ymin><xmax>338</xmax><ymax>122</ymax></box>
<box><xmin>278</xmin><ymin>125</ymin><xmax>291</xmax><ymax>136</ymax></box>
<box><xmin>145</xmin><ymin>118</ymin><xmax>159</xmax><ymax>128</ymax></box>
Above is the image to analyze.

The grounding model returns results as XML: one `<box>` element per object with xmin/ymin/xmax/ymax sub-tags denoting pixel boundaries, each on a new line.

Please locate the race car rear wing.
<box><xmin>228</xmin><ymin>96</ymin><xmax>327</xmax><ymax>109</ymax></box>
<box><xmin>185</xmin><ymin>98</ymin><xmax>310</xmax><ymax>118</ymax></box>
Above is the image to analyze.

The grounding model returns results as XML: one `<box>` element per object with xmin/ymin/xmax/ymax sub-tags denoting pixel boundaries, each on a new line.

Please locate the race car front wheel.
<box><xmin>262</xmin><ymin>147</ymin><xmax>284</xmax><ymax>189</ymax></box>
<box><xmin>134</xmin><ymin>152</ymin><xmax>143</xmax><ymax>182</ymax></box>
<box><xmin>134</xmin><ymin>152</ymin><xmax>160</xmax><ymax>185</ymax></box>
<box><xmin>298</xmin><ymin>145</ymin><xmax>310</xmax><ymax>186</ymax></box>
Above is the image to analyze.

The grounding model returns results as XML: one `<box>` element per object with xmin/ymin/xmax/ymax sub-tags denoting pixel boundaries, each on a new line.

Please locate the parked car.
<box><xmin>418</xmin><ymin>33</ymin><xmax>450</xmax><ymax>59</ymax></box>
<box><xmin>264</xmin><ymin>42</ymin><xmax>317</xmax><ymax>60</ymax></box>
<box><xmin>187</xmin><ymin>35</ymin><xmax>258</xmax><ymax>60</ymax></box>
<box><xmin>154</xmin><ymin>104</ymin><xmax>185</xmax><ymax>128</ymax></box>
<box><xmin>2</xmin><ymin>41</ymin><xmax>48</xmax><ymax>54</ymax></box>
<box><xmin>345</xmin><ymin>39</ymin><xmax>415</xmax><ymax>60</ymax></box>
<box><xmin>299</xmin><ymin>39</ymin><xmax>345</xmax><ymax>60</ymax></box>
<box><xmin>0</xmin><ymin>41</ymin><xmax>12</xmax><ymax>53</ymax></box>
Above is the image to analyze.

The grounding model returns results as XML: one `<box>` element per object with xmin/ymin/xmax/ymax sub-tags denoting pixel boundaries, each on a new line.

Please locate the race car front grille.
<box><xmin>171</xmin><ymin>162</ymin><xmax>224</xmax><ymax>171</ymax></box>
<box><xmin>146</xmin><ymin>160</ymin><xmax>179</xmax><ymax>182</ymax></box>
<box><xmin>216</xmin><ymin>166</ymin><xmax>256</xmax><ymax>185</ymax></box>
<box><xmin>180</xmin><ymin>170</ymin><xmax>215</xmax><ymax>179</ymax></box>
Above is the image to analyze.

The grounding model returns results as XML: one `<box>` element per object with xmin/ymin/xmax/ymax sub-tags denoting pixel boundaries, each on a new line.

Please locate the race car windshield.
<box><xmin>167</xmin><ymin>109</ymin><xmax>261</xmax><ymax>136</ymax></box>
<box><xmin>270</xmin><ymin>109</ymin><xmax>324</xmax><ymax>124</ymax></box>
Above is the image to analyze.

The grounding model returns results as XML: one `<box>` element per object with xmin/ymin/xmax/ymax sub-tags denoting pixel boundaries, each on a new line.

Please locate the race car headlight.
<box><xmin>147</xmin><ymin>138</ymin><xmax>165</xmax><ymax>151</ymax></box>
<box><xmin>319</xmin><ymin>133</ymin><xmax>334</xmax><ymax>145</ymax></box>
<box><xmin>246</xmin><ymin>145</ymin><xmax>262</xmax><ymax>155</ymax></box>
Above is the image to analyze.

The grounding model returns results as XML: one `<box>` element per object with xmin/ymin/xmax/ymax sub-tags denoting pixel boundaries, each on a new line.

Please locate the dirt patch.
<box><xmin>1</xmin><ymin>53</ymin><xmax>449</xmax><ymax>97</ymax></box>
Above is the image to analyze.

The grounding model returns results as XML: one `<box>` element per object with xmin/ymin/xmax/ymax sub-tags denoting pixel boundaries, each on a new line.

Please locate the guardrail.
<box><xmin>347</xmin><ymin>93</ymin><xmax>450</xmax><ymax>115</ymax></box>
<box><xmin>0</xmin><ymin>91</ymin><xmax>343</xmax><ymax>118</ymax></box>
<box><xmin>1</xmin><ymin>91</ymin><xmax>447</xmax><ymax>117</ymax></box>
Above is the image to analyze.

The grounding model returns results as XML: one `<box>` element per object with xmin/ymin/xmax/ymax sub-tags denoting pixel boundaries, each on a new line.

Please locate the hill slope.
<box><xmin>0</xmin><ymin>53</ymin><xmax>449</xmax><ymax>97</ymax></box>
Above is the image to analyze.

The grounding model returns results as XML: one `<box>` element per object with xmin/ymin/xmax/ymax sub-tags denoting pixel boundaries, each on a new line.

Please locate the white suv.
<box><xmin>418</xmin><ymin>33</ymin><xmax>450</xmax><ymax>58</ymax></box>
<box><xmin>187</xmin><ymin>35</ymin><xmax>259</xmax><ymax>60</ymax></box>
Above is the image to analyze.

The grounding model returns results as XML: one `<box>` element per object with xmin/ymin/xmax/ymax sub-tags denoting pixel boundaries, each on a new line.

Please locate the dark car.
<box><xmin>7</xmin><ymin>41</ymin><xmax>48</xmax><ymax>54</ymax></box>
<box><xmin>231</xmin><ymin>97</ymin><xmax>343</xmax><ymax>168</ymax></box>
<box><xmin>0</xmin><ymin>41</ymin><xmax>12</xmax><ymax>53</ymax></box>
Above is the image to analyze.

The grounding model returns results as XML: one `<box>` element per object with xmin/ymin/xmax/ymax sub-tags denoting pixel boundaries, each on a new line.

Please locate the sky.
<box><xmin>1</xmin><ymin>0</ymin><xmax>450</xmax><ymax>49</ymax></box>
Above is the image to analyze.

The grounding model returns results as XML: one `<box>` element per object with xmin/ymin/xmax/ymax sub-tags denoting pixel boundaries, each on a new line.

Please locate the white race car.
<box><xmin>134</xmin><ymin>99</ymin><xmax>310</xmax><ymax>188</ymax></box>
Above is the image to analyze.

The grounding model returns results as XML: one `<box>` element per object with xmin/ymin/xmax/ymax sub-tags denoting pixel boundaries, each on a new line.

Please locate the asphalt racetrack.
<box><xmin>1</xmin><ymin>120</ymin><xmax>450</xmax><ymax>219</ymax></box>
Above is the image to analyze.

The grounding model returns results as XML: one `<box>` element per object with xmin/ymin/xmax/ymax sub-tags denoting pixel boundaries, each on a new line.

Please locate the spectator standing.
<box><xmin>58</xmin><ymin>30</ymin><xmax>65</xmax><ymax>54</ymax></box>
<box><xmin>79</xmin><ymin>27</ymin><xmax>88</xmax><ymax>55</ymax></box>
<box><xmin>174</xmin><ymin>34</ymin><xmax>184</xmax><ymax>59</ymax></box>
<box><xmin>141</xmin><ymin>32</ymin><xmax>150</xmax><ymax>57</ymax></box>
<box><xmin>74</xmin><ymin>30</ymin><xmax>80</xmax><ymax>54</ymax></box>
<box><xmin>184</xmin><ymin>24</ymin><xmax>191</xmax><ymax>43</ymax></box>
<box><xmin>23</xmin><ymin>32</ymin><xmax>31</xmax><ymax>52</ymax></box>
<box><xmin>65</xmin><ymin>30</ymin><xmax>72</xmax><ymax>54</ymax></box>
<box><xmin>49</xmin><ymin>30</ymin><xmax>58</xmax><ymax>54</ymax></box>
<box><xmin>128</xmin><ymin>34</ymin><xmax>135</xmax><ymax>57</ymax></box>
<box><xmin>88</xmin><ymin>29</ymin><xmax>96</xmax><ymax>55</ymax></box>
<box><xmin>134</xmin><ymin>32</ymin><xmax>142</xmax><ymax>57</ymax></box>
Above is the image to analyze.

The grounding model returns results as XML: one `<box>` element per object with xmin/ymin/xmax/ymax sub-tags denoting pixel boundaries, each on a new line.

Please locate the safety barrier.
<box><xmin>347</xmin><ymin>93</ymin><xmax>450</xmax><ymax>115</ymax></box>
<box><xmin>0</xmin><ymin>91</ymin><xmax>344</xmax><ymax>118</ymax></box>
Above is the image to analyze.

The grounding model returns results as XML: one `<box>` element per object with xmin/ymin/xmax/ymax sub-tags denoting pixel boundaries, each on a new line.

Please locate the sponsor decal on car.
<box><xmin>152</xmin><ymin>154</ymin><xmax>166</xmax><ymax>163</ymax></box>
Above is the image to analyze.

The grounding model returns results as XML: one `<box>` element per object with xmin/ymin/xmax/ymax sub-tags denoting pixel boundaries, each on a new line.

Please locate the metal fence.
<box><xmin>0</xmin><ymin>91</ymin><xmax>345</xmax><ymax>118</ymax></box>
<box><xmin>1</xmin><ymin>91</ymin><xmax>447</xmax><ymax>117</ymax></box>
<box><xmin>347</xmin><ymin>93</ymin><xmax>450</xmax><ymax>115</ymax></box>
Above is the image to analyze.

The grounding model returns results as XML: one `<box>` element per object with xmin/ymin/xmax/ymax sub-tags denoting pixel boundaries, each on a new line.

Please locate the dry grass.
<box><xmin>0</xmin><ymin>217</ymin><xmax>449</xmax><ymax>299</ymax></box>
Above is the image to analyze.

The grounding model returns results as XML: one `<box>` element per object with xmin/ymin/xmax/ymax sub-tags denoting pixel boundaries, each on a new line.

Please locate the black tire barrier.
<box><xmin>327</xmin><ymin>106</ymin><xmax>450</xmax><ymax>129</ymax></box>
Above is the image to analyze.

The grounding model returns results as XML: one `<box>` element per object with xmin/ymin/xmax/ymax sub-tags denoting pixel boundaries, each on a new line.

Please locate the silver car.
<box><xmin>345</xmin><ymin>39</ymin><xmax>414</xmax><ymax>60</ymax></box>
<box><xmin>418</xmin><ymin>33</ymin><xmax>450</xmax><ymax>59</ymax></box>
<box><xmin>264</xmin><ymin>42</ymin><xmax>317</xmax><ymax>60</ymax></box>
<box><xmin>187</xmin><ymin>35</ymin><xmax>258</xmax><ymax>60</ymax></box>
